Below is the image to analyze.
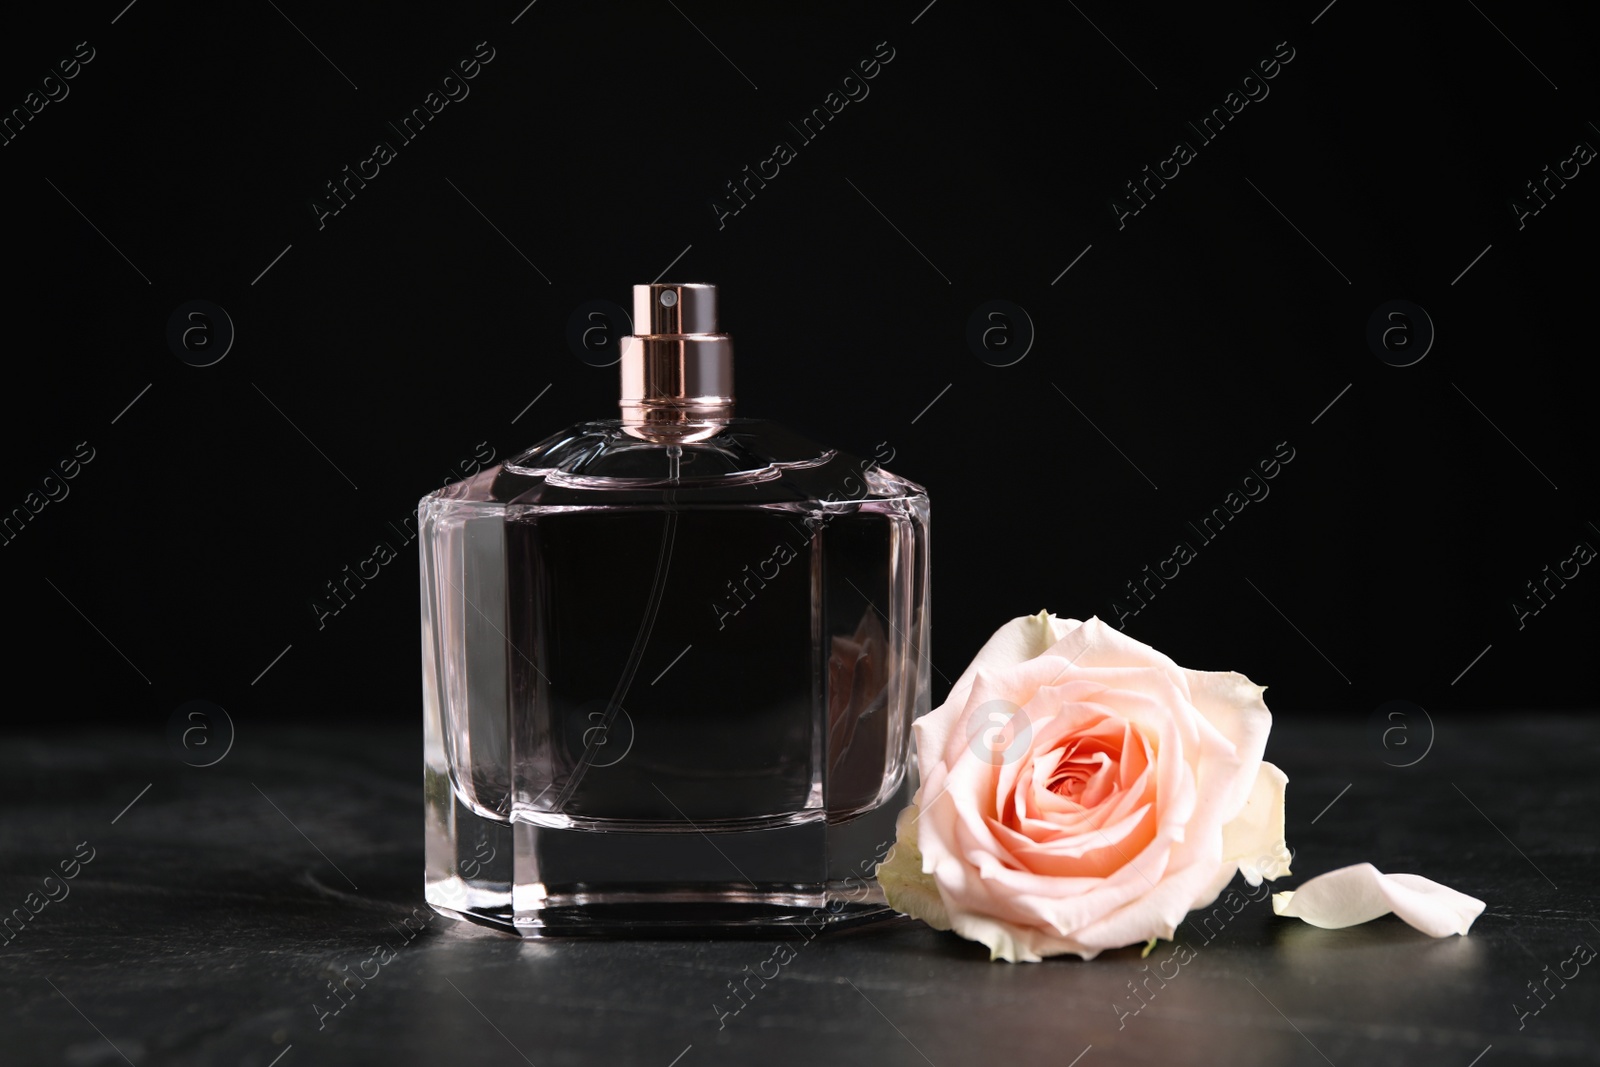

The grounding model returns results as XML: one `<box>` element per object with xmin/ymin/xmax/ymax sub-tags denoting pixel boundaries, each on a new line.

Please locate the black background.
<box><xmin>3</xmin><ymin>0</ymin><xmax>1596</xmax><ymax>731</ymax></box>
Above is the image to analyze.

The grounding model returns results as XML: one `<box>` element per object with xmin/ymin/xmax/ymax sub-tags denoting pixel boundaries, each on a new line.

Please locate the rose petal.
<box><xmin>1039</xmin><ymin>624</ymin><xmax>1273</xmax><ymax>830</ymax></box>
<box><xmin>941</xmin><ymin>655</ymin><xmax>1090</xmax><ymax>770</ymax></box>
<box><xmin>1183</xmin><ymin>671</ymin><xmax>1273</xmax><ymax>820</ymax></box>
<box><xmin>1271</xmin><ymin>863</ymin><xmax>1485</xmax><ymax>937</ymax></box>
<box><xmin>1042</xmin><ymin>616</ymin><xmax>1184</xmax><ymax>682</ymax></box>
<box><xmin>1186</xmin><ymin>761</ymin><xmax>1291</xmax><ymax>912</ymax></box>
<box><xmin>876</xmin><ymin>803</ymin><xmax>950</xmax><ymax>931</ymax></box>
<box><xmin>914</xmin><ymin>612</ymin><xmax>1082</xmax><ymax>770</ymax></box>
<box><xmin>963</xmin><ymin>610</ymin><xmax>1084</xmax><ymax>682</ymax></box>
<box><xmin>1220</xmin><ymin>761</ymin><xmax>1291</xmax><ymax>886</ymax></box>
<box><xmin>946</xmin><ymin>911</ymin><xmax>1091</xmax><ymax>962</ymax></box>
<box><xmin>1059</xmin><ymin>717</ymin><xmax>1248</xmax><ymax>949</ymax></box>
<box><xmin>937</xmin><ymin>778</ymin><xmax>1178</xmax><ymax>943</ymax></box>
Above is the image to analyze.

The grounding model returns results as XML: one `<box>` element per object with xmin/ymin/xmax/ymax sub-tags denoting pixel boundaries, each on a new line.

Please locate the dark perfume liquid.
<box><xmin>508</xmin><ymin>506</ymin><xmax>814</xmax><ymax>824</ymax></box>
<box><xmin>505</xmin><ymin>503</ymin><xmax>897</xmax><ymax>829</ymax></box>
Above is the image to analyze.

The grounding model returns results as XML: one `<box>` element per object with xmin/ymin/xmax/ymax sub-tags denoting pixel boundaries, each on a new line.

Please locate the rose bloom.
<box><xmin>878</xmin><ymin>612</ymin><xmax>1291</xmax><ymax>961</ymax></box>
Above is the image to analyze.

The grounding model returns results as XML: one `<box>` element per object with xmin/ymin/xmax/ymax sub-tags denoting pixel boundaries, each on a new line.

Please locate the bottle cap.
<box><xmin>619</xmin><ymin>283</ymin><xmax>734</xmax><ymax>442</ymax></box>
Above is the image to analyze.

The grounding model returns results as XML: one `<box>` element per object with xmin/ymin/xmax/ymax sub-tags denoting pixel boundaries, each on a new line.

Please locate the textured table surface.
<box><xmin>2</xmin><ymin>713</ymin><xmax>1596</xmax><ymax>1067</ymax></box>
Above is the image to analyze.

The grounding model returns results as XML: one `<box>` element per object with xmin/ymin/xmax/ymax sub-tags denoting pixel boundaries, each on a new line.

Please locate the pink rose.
<box><xmin>877</xmin><ymin>612</ymin><xmax>1291</xmax><ymax>961</ymax></box>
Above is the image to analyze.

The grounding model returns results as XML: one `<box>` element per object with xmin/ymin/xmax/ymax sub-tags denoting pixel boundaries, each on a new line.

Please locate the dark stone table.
<box><xmin>3</xmin><ymin>714</ymin><xmax>1596</xmax><ymax>1066</ymax></box>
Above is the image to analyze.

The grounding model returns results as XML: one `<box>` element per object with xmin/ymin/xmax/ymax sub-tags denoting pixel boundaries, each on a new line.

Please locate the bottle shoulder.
<box><xmin>422</xmin><ymin>418</ymin><xmax>927</xmax><ymax>509</ymax></box>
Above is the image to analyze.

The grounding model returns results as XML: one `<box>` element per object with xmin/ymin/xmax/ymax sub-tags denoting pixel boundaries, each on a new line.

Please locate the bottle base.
<box><xmin>428</xmin><ymin>881</ymin><xmax>906</xmax><ymax>938</ymax></box>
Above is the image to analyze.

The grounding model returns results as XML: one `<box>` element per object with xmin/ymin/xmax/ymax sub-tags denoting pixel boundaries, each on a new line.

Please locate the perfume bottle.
<box><xmin>420</xmin><ymin>283</ymin><xmax>930</xmax><ymax>935</ymax></box>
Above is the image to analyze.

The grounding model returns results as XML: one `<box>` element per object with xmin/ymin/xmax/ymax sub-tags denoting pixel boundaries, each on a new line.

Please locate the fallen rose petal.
<box><xmin>1271</xmin><ymin>862</ymin><xmax>1485</xmax><ymax>937</ymax></box>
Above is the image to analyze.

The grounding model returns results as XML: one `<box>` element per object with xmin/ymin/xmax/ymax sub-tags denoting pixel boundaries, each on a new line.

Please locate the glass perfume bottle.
<box><xmin>420</xmin><ymin>283</ymin><xmax>930</xmax><ymax>935</ymax></box>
